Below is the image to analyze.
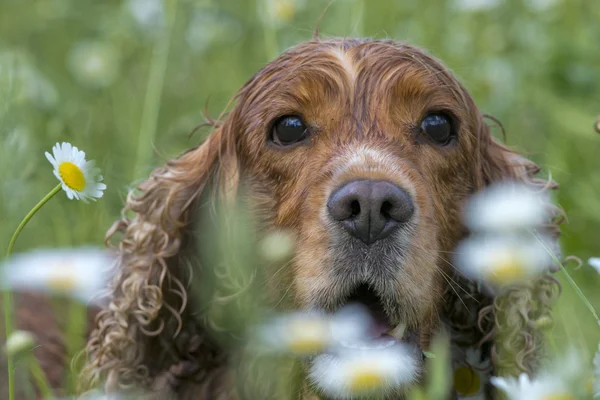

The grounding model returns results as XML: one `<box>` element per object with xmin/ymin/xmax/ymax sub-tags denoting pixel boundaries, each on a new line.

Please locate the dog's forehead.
<box><xmin>240</xmin><ymin>39</ymin><xmax>465</xmax><ymax>112</ymax></box>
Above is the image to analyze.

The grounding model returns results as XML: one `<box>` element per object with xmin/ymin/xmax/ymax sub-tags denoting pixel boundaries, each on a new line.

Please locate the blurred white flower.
<box><xmin>186</xmin><ymin>10</ymin><xmax>242</xmax><ymax>53</ymax></box>
<box><xmin>491</xmin><ymin>373</ymin><xmax>574</xmax><ymax>400</ymax></box>
<box><xmin>594</xmin><ymin>344</ymin><xmax>600</xmax><ymax>398</ymax></box>
<box><xmin>465</xmin><ymin>182</ymin><xmax>547</xmax><ymax>233</ymax></box>
<box><xmin>46</xmin><ymin>142</ymin><xmax>106</xmax><ymax>202</ymax></box>
<box><xmin>329</xmin><ymin>303</ymin><xmax>376</xmax><ymax>345</ymax></box>
<box><xmin>0</xmin><ymin>248</ymin><xmax>114</xmax><ymax>304</ymax></box>
<box><xmin>257</xmin><ymin>304</ymin><xmax>374</xmax><ymax>356</ymax></box>
<box><xmin>589</xmin><ymin>258</ymin><xmax>600</xmax><ymax>274</ymax></box>
<box><xmin>127</xmin><ymin>0</ymin><xmax>164</xmax><ymax>28</ymax></box>
<box><xmin>309</xmin><ymin>340</ymin><xmax>419</xmax><ymax>398</ymax></box>
<box><xmin>259</xmin><ymin>230</ymin><xmax>295</xmax><ymax>262</ymax></box>
<box><xmin>258</xmin><ymin>311</ymin><xmax>331</xmax><ymax>355</ymax></box>
<box><xmin>453</xmin><ymin>348</ymin><xmax>491</xmax><ymax>399</ymax></box>
<box><xmin>4</xmin><ymin>330</ymin><xmax>36</xmax><ymax>357</ymax></box>
<box><xmin>453</xmin><ymin>0</ymin><xmax>500</xmax><ymax>12</ymax></box>
<box><xmin>67</xmin><ymin>41</ymin><xmax>120</xmax><ymax>89</ymax></box>
<box><xmin>259</xmin><ymin>0</ymin><xmax>305</xmax><ymax>27</ymax></box>
<box><xmin>454</xmin><ymin>235</ymin><xmax>552</xmax><ymax>286</ymax></box>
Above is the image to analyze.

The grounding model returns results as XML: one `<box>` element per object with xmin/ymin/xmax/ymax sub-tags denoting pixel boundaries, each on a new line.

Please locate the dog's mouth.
<box><xmin>336</xmin><ymin>283</ymin><xmax>420</xmax><ymax>352</ymax></box>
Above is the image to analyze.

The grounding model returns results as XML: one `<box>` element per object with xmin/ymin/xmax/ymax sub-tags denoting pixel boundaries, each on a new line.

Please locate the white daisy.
<box><xmin>45</xmin><ymin>142</ymin><xmax>106</xmax><ymax>202</ymax></box>
<box><xmin>464</xmin><ymin>181</ymin><xmax>548</xmax><ymax>233</ymax></box>
<box><xmin>454</xmin><ymin>234</ymin><xmax>552</xmax><ymax>286</ymax></box>
<box><xmin>4</xmin><ymin>330</ymin><xmax>35</xmax><ymax>358</ymax></box>
<box><xmin>256</xmin><ymin>304</ymin><xmax>374</xmax><ymax>357</ymax></box>
<box><xmin>491</xmin><ymin>373</ymin><xmax>574</xmax><ymax>400</ymax></box>
<box><xmin>589</xmin><ymin>258</ymin><xmax>600</xmax><ymax>274</ymax></box>
<box><xmin>309</xmin><ymin>339</ymin><xmax>419</xmax><ymax>398</ymax></box>
<box><xmin>257</xmin><ymin>311</ymin><xmax>332</xmax><ymax>356</ymax></box>
<box><xmin>0</xmin><ymin>247</ymin><xmax>114</xmax><ymax>305</ymax></box>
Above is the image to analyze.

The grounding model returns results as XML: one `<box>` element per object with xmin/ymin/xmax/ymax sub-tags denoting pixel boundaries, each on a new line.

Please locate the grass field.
<box><xmin>1</xmin><ymin>0</ymin><xmax>599</xmax><ymax>398</ymax></box>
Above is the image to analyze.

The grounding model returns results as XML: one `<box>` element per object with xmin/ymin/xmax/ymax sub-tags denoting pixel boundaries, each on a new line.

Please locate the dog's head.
<box><xmin>83</xmin><ymin>39</ymin><xmax>561</xmax><ymax>397</ymax></box>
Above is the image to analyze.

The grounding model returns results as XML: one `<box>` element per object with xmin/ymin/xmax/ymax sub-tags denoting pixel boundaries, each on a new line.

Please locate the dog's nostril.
<box><xmin>380</xmin><ymin>201</ymin><xmax>392</xmax><ymax>220</ymax></box>
<box><xmin>350</xmin><ymin>200</ymin><xmax>361</xmax><ymax>217</ymax></box>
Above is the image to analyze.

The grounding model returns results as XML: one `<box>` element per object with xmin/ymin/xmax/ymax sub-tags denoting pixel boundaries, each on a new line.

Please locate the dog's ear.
<box><xmin>81</xmin><ymin>122</ymin><xmax>239</xmax><ymax>394</ymax></box>
<box><xmin>471</xmin><ymin>115</ymin><xmax>563</xmax><ymax>377</ymax></box>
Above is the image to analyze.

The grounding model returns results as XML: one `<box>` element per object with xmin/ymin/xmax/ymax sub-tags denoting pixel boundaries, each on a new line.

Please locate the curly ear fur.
<box><xmin>80</xmin><ymin>124</ymin><xmax>239</xmax><ymax>398</ymax></box>
<box><xmin>447</xmin><ymin>114</ymin><xmax>563</xmax><ymax>380</ymax></box>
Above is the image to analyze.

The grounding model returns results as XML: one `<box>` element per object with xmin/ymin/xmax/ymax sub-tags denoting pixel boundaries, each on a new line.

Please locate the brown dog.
<box><xmin>11</xmin><ymin>38</ymin><xmax>563</xmax><ymax>399</ymax></box>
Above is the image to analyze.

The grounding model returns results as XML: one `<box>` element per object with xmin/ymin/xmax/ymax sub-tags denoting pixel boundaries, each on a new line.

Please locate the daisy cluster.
<box><xmin>455</xmin><ymin>181</ymin><xmax>553</xmax><ymax>288</ymax></box>
<box><xmin>256</xmin><ymin>305</ymin><xmax>420</xmax><ymax>398</ymax></box>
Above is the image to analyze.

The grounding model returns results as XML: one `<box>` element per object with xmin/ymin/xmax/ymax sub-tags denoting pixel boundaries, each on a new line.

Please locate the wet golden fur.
<box><xmin>70</xmin><ymin>38</ymin><xmax>563</xmax><ymax>399</ymax></box>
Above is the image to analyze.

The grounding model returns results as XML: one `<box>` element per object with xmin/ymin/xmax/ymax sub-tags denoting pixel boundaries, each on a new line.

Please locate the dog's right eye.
<box><xmin>270</xmin><ymin>115</ymin><xmax>308</xmax><ymax>146</ymax></box>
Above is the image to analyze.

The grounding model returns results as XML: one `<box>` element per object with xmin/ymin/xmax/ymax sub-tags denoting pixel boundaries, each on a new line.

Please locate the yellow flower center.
<box><xmin>349</xmin><ymin>368</ymin><xmax>384</xmax><ymax>393</ymax></box>
<box><xmin>486</xmin><ymin>253</ymin><xmax>526</xmax><ymax>285</ymax></box>
<box><xmin>274</xmin><ymin>0</ymin><xmax>296</xmax><ymax>22</ymax></box>
<box><xmin>453</xmin><ymin>366</ymin><xmax>481</xmax><ymax>396</ymax></box>
<box><xmin>542</xmin><ymin>395</ymin><xmax>575</xmax><ymax>400</ymax></box>
<box><xmin>46</xmin><ymin>275</ymin><xmax>77</xmax><ymax>292</ymax></box>
<box><xmin>286</xmin><ymin>320</ymin><xmax>328</xmax><ymax>355</ymax></box>
<box><xmin>58</xmin><ymin>162</ymin><xmax>86</xmax><ymax>191</ymax></box>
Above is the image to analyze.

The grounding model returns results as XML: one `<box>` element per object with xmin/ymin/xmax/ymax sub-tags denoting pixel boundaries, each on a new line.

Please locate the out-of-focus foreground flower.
<box><xmin>309</xmin><ymin>339</ymin><xmax>419</xmax><ymax>398</ymax></box>
<box><xmin>4</xmin><ymin>330</ymin><xmax>35</xmax><ymax>358</ymax></box>
<box><xmin>464</xmin><ymin>181</ymin><xmax>547</xmax><ymax>234</ymax></box>
<box><xmin>491</xmin><ymin>373</ymin><xmax>575</xmax><ymax>400</ymax></box>
<box><xmin>455</xmin><ymin>181</ymin><xmax>553</xmax><ymax>288</ymax></box>
<box><xmin>455</xmin><ymin>235</ymin><xmax>552</xmax><ymax>286</ymax></box>
<box><xmin>45</xmin><ymin>142</ymin><xmax>106</xmax><ymax>202</ymax></box>
<box><xmin>0</xmin><ymin>247</ymin><xmax>114</xmax><ymax>304</ymax></box>
<box><xmin>589</xmin><ymin>258</ymin><xmax>600</xmax><ymax>274</ymax></box>
<box><xmin>257</xmin><ymin>304</ymin><xmax>373</xmax><ymax>356</ymax></box>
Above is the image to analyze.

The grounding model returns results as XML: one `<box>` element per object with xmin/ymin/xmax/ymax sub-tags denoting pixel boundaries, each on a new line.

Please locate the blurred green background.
<box><xmin>0</xmin><ymin>0</ymin><xmax>598</xmax><ymax>357</ymax></box>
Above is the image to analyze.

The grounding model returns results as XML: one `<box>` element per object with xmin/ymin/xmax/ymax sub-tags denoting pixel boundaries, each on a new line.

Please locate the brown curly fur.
<box><xmin>72</xmin><ymin>39</ymin><xmax>563</xmax><ymax>399</ymax></box>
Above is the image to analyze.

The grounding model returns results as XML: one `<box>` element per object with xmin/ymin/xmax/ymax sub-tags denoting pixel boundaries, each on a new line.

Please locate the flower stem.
<box><xmin>3</xmin><ymin>183</ymin><xmax>62</xmax><ymax>400</ymax></box>
<box><xmin>6</xmin><ymin>184</ymin><xmax>62</xmax><ymax>257</ymax></box>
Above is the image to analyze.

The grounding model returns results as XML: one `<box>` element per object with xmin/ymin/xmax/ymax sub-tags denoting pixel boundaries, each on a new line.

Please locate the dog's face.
<box><xmin>225</xmin><ymin>40</ymin><xmax>484</xmax><ymax>341</ymax></box>
<box><xmin>84</xmin><ymin>38</ymin><xmax>560</xmax><ymax>397</ymax></box>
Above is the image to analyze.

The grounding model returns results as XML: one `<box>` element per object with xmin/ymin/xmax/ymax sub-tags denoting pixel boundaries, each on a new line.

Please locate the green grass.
<box><xmin>1</xmin><ymin>0</ymin><xmax>599</xmax><ymax>398</ymax></box>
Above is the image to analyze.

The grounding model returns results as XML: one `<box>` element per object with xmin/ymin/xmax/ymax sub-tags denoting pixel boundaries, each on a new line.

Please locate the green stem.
<box><xmin>4</xmin><ymin>183</ymin><xmax>61</xmax><ymax>400</ymax></box>
<box><xmin>6</xmin><ymin>184</ymin><xmax>62</xmax><ymax>257</ymax></box>
<box><xmin>64</xmin><ymin>300</ymin><xmax>86</xmax><ymax>394</ymax></box>
<box><xmin>133</xmin><ymin>0</ymin><xmax>178</xmax><ymax>179</ymax></box>
<box><xmin>535</xmin><ymin>232</ymin><xmax>600</xmax><ymax>324</ymax></box>
<box><xmin>28</xmin><ymin>355</ymin><xmax>54</xmax><ymax>399</ymax></box>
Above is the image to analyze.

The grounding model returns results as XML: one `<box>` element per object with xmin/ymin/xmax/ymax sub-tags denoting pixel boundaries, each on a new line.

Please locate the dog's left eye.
<box><xmin>420</xmin><ymin>113</ymin><xmax>455</xmax><ymax>145</ymax></box>
<box><xmin>270</xmin><ymin>115</ymin><xmax>308</xmax><ymax>146</ymax></box>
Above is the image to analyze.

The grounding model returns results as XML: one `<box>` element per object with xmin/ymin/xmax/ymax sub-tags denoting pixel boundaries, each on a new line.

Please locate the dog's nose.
<box><xmin>327</xmin><ymin>180</ymin><xmax>414</xmax><ymax>245</ymax></box>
